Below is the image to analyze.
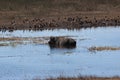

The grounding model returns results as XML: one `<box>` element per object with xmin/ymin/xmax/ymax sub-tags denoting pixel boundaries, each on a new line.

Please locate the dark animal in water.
<box><xmin>48</xmin><ymin>37</ymin><xmax>76</xmax><ymax>48</ymax></box>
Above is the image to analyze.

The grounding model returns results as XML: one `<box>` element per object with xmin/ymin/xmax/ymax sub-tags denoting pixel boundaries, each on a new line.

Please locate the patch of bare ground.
<box><xmin>88</xmin><ymin>46</ymin><xmax>120</xmax><ymax>52</ymax></box>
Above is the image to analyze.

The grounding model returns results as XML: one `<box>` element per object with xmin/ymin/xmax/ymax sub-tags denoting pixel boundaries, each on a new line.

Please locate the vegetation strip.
<box><xmin>88</xmin><ymin>46</ymin><xmax>120</xmax><ymax>52</ymax></box>
<box><xmin>33</xmin><ymin>76</ymin><xmax>120</xmax><ymax>80</ymax></box>
<box><xmin>1</xmin><ymin>0</ymin><xmax>120</xmax><ymax>31</ymax></box>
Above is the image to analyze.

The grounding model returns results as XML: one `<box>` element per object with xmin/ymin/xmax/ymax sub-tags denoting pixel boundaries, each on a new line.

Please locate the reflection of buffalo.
<box><xmin>48</xmin><ymin>37</ymin><xmax>76</xmax><ymax>48</ymax></box>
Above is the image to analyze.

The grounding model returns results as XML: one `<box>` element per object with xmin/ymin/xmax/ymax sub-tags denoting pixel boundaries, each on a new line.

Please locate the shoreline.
<box><xmin>34</xmin><ymin>76</ymin><xmax>120</xmax><ymax>80</ymax></box>
<box><xmin>0</xmin><ymin>12</ymin><xmax>120</xmax><ymax>31</ymax></box>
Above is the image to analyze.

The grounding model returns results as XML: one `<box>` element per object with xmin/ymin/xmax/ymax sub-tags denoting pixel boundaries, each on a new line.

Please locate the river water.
<box><xmin>0</xmin><ymin>27</ymin><xmax>120</xmax><ymax>80</ymax></box>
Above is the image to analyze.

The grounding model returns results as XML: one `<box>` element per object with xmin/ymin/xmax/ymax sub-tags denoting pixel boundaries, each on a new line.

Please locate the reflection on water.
<box><xmin>0</xmin><ymin>27</ymin><xmax>120</xmax><ymax>80</ymax></box>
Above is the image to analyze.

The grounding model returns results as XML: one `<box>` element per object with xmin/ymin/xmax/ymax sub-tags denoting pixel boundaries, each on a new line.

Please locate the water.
<box><xmin>0</xmin><ymin>27</ymin><xmax>120</xmax><ymax>80</ymax></box>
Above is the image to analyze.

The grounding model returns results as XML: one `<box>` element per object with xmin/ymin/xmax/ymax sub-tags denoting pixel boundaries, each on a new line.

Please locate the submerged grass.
<box><xmin>0</xmin><ymin>43</ymin><xmax>9</xmax><ymax>46</ymax></box>
<box><xmin>88</xmin><ymin>46</ymin><xmax>120</xmax><ymax>52</ymax></box>
<box><xmin>0</xmin><ymin>37</ymin><xmax>49</xmax><ymax>47</ymax></box>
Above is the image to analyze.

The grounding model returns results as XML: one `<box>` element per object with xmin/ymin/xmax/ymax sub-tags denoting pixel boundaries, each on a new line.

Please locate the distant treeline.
<box><xmin>0</xmin><ymin>0</ymin><xmax>120</xmax><ymax>11</ymax></box>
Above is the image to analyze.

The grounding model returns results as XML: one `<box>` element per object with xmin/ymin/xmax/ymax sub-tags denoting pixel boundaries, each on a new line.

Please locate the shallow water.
<box><xmin>0</xmin><ymin>27</ymin><xmax>120</xmax><ymax>80</ymax></box>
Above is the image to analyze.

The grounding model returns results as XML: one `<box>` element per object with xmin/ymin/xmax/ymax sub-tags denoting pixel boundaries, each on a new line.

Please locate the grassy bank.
<box><xmin>0</xmin><ymin>0</ymin><xmax>120</xmax><ymax>19</ymax></box>
<box><xmin>1</xmin><ymin>0</ymin><xmax>120</xmax><ymax>12</ymax></box>
<box><xmin>1</xmin><ymin>0</ymin><xmax>120</xmax><ymax>27</ymax></box>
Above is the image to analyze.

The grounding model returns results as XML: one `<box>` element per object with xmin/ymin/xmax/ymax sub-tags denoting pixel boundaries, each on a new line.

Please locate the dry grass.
<box><xmin>0</xmin><ymin>37</ymin><xmax>47</xmax><ymax>41</ymax></box>
<box><xmin>0</xmin><ymin>37</ymin><xmax>49</xmax><ymax>47</ymax></box>
<box><xmin>0</xmin><ymin>0</ymin><xmax>120</xmax><ymax>11</ymax></box>
<box><xmin>0</xmin><ymin>0</ymin><xmax>120</xmax><ymax>22</ymax></box>
<box><xmin>0</xmin><ymin>43</ymin><xmax>9</xmax><ymax>46</ymax></box>
<box><xmin>88</xmin><ymin>46</ymin><xmax>120</xmax><ymax>52</ymax></box>
<box><xmin>33</xmin><ymin>76</ymin><xmax>120</xmax><ymax>80</ymax></box>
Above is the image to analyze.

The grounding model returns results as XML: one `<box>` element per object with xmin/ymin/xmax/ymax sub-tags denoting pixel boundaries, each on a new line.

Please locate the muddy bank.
<box><xmin>1</xmin><ymin>13</ymin><xmax>120</xmax><ymax>31</ymax></box>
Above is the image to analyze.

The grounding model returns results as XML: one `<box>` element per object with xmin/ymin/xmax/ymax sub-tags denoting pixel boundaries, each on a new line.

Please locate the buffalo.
<box><xmin>48</xmin><ymin>37</ymin><xmax>76</xmax><ymax>48</ymax></box>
